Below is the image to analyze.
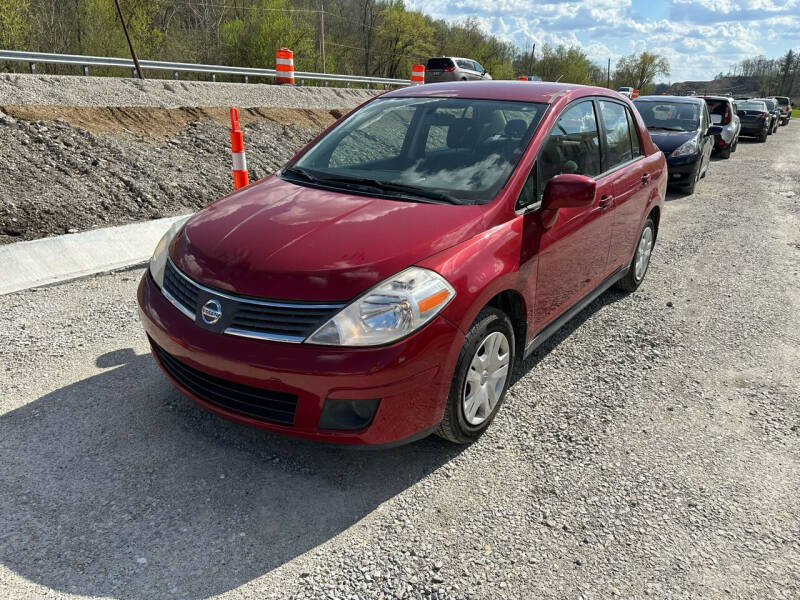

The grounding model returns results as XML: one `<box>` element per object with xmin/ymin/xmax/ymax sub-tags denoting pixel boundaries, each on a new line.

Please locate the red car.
<box><xmin>138</xmin><ymin>82</ymin><xmax>666</xmax><ymax>446</ymax></box>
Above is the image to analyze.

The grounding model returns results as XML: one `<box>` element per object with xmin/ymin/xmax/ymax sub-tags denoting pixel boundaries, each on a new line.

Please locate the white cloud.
<box><xmin>406</xmin><ymin>0</ymin><xmax>800</xmax><ymax>81</ymax></box>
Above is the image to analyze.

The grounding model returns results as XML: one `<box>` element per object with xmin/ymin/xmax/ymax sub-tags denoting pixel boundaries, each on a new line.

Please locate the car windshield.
<box><xmin>755</xmin><ymin>99</ymin><xmax>776</xmax><ymax>110</ymax></box>
<box><xmin>634</xmin><ymin>101</ymin><xmax>701</xmax><ymax>132</ymax></box>
<box><xmin>737</xmin><ymin>101</ymin><xmax>766</xmax><ymax>111</ymax></box>
<box><xmin>286</xmin><ymin>97</ymin><xmax>547</xmax><ymax>205</ymax></box>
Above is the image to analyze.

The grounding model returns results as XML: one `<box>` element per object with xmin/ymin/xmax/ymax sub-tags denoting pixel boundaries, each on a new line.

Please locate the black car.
<box><xmin>734</xmin><ymin>100</ymin><xmax>771</xmax><ymax>142</ymax></box>
<box><xmin>633</xmin><ymin>96</ymin><xmax>714</xmax><ymax>194</ymax></box>
<box><xmin>751</xmin><ymin>98</ymin><xmax>781</xmax><ymax>134</ymax></box>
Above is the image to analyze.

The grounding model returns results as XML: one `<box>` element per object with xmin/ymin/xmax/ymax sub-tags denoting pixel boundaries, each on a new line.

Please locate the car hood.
<box><xmin>171</xmin><ymin>176</ymin><xmax>487</xmax><ymax>301</ymax></box>
<box><xmin>647</xmin><ymin>130</ymin><xmax>698</xmax><ymax>155</ymax></box>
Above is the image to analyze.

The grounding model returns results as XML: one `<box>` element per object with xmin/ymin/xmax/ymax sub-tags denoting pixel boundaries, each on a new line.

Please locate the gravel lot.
<box><xmin>1</xmin><ymin>126</ymin><xmax>799</xmax><ymax>599</ymax></box>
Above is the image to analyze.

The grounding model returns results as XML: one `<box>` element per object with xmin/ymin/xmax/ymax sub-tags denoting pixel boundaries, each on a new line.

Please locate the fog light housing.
<box><xmin>318</xmin><ymin>398</ymin><xmax>381</xmax><ymax>431</ymax></box>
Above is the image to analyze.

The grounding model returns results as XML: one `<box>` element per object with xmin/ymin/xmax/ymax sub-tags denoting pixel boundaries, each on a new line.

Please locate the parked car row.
<box><xmin>633</xmin><ymin>93</ymin><xmax>792</xmax><ymax>195</ymax></box>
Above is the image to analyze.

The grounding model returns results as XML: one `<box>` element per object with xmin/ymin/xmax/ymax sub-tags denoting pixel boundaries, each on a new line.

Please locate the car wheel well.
<box><xmin>648</xmin><ymin>206</ymin><xmax>661</xmax><ymax>241</ymax></box>
<box><xmin>486</xmin><ymin>290</ymin><xmax>526</xmax><ymax>365</ymax></box>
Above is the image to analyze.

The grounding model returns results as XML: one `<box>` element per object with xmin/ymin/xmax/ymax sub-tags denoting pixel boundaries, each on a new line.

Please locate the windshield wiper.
<box><xmin>282</xmin><ymin>165</ymin><xmax>321</xmax><ymax>183</ymax></box>
<box><xmin>647</xmin><ymin>125</ymin><xmax>686</xmax><ymax>132</ymax></box>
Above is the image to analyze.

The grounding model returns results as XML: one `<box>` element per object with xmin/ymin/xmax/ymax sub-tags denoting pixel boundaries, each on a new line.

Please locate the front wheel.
<box><xmin>437</xmin><ymin>308</ymin><xmax>515</xmax><ymax>444</ymax></box>
<box><xmin>615</xmin><ymin>217</ymin><xmax>655</xmax><ymax>292</ymax></box>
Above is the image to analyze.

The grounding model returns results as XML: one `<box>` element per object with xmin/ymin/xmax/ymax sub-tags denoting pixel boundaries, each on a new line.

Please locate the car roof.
<box><xmin>383</xmin><ymin>81</ymin><xmax>614</xmax><ymax>104</ymax></box>
<box><xmin>695</xmin><ymin>95</ymin><xmax>731</xmax><ymax>101</ymax></box>
<box><xmin>633</xmin><ymin>95</ymin><xmax>705</xmax><ymax>105</ymax></box>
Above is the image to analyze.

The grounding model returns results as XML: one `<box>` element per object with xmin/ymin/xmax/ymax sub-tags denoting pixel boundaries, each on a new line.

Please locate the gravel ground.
<box><xmin>0</xmin><ymin>73</ymin><xmax>379</xmax><ymax>108</ymax></box>
<box><xmin>0</xmin><ymin>109</ymin><xmax>329</xmax><ymax>243</ymax></box>
<box><xmin>1</xmin><ymin>127</ymin><xmax>799</xmax><ymax>599</ymax></box>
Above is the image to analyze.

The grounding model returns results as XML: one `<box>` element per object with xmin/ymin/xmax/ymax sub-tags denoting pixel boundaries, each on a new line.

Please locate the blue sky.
<box><xmin>406</xmin><ymin>0</ymin><xmax>800</xmax><ymax>82</ymax></box>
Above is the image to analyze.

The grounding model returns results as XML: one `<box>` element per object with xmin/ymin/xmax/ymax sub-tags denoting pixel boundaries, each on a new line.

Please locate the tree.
<box><xmin>0</xmin><ymin>0</ymin><xmax>31</xmax><ymax>49</ymax></box>
<box><xmin>373</xmin><ymin>3</ymin><xmax>433</xmax><ymax>78</ymax></box>
<box><xmin>613</xmin><ymin>52</ymin><xmax>670</xmax><ymax>93</ymax></box>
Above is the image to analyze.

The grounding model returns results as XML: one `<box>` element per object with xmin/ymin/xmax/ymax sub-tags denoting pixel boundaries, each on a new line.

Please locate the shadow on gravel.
<box><xmin>512</xmin><ymin>288</ymin><xmax>629</xmax><ymax>385</ymax></box>
<box><xmin>0</xmin><ymin>350</ymin><xmax>463</xmax><ymax>599</ymax></box>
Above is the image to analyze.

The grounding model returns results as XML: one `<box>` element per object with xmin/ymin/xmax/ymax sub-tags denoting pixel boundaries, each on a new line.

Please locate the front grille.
<box><xmin>162</xmin><ymin>259</ymin><xmax>344</xmax><ymax>343</ymax></box>
<box><xmin>153</xmin><ymin>342</ymin><xmax>299</xmax><ymax>425</ymax></box>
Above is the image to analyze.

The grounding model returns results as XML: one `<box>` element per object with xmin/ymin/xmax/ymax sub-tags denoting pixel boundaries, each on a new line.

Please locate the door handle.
<box><xmin>598</xmin><ymin>194</ymin><xmax>614</xmax><ymax>208</ymax></box>
<box><xmin>641</xmin><ymin>173</ymin><xmax>651</xmax><ymax>185</ymax></box>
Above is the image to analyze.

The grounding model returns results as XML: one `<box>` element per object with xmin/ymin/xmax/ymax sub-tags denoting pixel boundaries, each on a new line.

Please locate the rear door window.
<box><xmin>537</xmin><ymin>100</ymin><xmax>602</xmax><ymax>201</ymax></box>
<box><xmin>598</xmin><ymin>100</ymin><xmax>633</xmax><ymax>170</ymax></box>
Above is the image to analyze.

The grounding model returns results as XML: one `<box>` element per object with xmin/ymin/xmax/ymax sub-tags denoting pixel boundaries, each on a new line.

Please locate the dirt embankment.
<box><xmin>0</xmin><ymin>105</ymin><xmax>345</xmax><ymax>244</ymax></box>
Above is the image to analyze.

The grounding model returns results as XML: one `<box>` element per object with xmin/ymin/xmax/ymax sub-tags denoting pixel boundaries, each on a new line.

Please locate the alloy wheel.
<box><xmin>462</xmin><ymin>331</ymin><xmax>511</xmax><ymax>426</ymax></box>
<box><xmin>634</xmin><ymin>225</ymin><xmax>654</xmax><ymax>282</ymax></box>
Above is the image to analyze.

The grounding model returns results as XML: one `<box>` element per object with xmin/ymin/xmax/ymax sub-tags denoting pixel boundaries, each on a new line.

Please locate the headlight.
<box><xmin>307</xmin><ymin>267</ymin><xmax>455</xmax><ymax>346</ymax></box>
<box><xmin>149</xmin><ymin>216</ymin><xmax>191</xmax><ymax>288</ymax></box>
<box><xmin>671</xmin><ymin>138</ymin><xmax>698</xmax><ymax>157</ymax></box>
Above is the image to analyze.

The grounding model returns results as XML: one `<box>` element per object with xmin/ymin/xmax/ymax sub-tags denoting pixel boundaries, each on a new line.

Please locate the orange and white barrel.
<box><xmin>276</xmin><ymin>47</ymin><xmax>294</xmax><ymax>85</ymax></box>
<box><xmin>411</xmin><ymin>63</ymin><xmax>425</xmax><ymax>85</ymax></box>
<box><xmin>632</xmin><ymin>89</ymin><xmax>640</xmax><ymax>99</ymax></box>
<box><xmin>229</xmin><ymin>108</ymin><xmax>249</xmax><ymax>190</ymax></box>
<box><xmin>518</xmin><ymin>76</ymin><xmax>527</xmax><ymax>81</ymax></box>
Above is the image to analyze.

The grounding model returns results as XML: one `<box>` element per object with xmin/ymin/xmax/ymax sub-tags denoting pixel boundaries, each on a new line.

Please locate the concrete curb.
<box><xmin>0</xmin><ymin>215</ymin><xmax>190</xmax><ymax>295</ymax></box>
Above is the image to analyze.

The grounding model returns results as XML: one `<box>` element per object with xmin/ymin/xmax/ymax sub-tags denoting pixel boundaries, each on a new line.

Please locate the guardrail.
<box><xmin>0</xmin><ymin>50</ymin><xmax>410</xmax><ymax>88</ymax></box>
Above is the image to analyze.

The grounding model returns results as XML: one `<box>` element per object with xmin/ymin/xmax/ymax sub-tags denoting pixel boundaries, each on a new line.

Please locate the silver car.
<box><xmin>424</xmin><ymin>57</ymin><xmax>492</xmax><ymax>83</ymax></box>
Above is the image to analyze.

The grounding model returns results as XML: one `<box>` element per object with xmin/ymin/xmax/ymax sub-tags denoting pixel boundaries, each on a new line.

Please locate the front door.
<box><xmin>532</xmin><ymin>100</ymin><xmax>615</xmax><ymax>331</ymax></box>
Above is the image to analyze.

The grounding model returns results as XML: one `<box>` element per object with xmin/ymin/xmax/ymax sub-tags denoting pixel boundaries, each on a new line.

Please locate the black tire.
<box><xmin>615</xmin><ymin>217</ymin><xmax>656</xmax><ymax>292</ymax></box>
<box><xmin>683</xmin><ymin>166</ymin><xmax>700</xmax><ymax>194</ymax></box>
<box><xmin>436</xmin><ymin>307</ymin><xmax>515</xmax><ymax>444</ymax></box>
<box><xmin>719</xmin><ymin>145</ymin><xmax>731</xmax><ymax>159</ymax></box>
<box><xmin>759</xmin><ymin>132</ymin><xmax>768</xmax><ymax>143</ymax></box>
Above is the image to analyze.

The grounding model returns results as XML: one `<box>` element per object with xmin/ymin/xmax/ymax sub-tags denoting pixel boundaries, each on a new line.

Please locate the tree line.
<box><xmin>720</xmin><ymin>50</ymin><xmax>800</xmax><ymax>98</ymax></box>
<box><xmin>1</xmin><ymin>0</ymin><xmax>669</xmax><ymax>90</ymax></box>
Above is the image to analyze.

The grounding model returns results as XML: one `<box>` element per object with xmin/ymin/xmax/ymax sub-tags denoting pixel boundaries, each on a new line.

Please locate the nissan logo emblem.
<box><xmin>200</xmin><ymin>299</ymin><xmax>223</xmax><ymax>325</ymax></box>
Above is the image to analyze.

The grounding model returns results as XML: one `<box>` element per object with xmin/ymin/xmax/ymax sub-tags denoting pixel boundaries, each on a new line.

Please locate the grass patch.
<box><xmin>793</xmin><ymin>108</ymin><xmax>800</xmax><ymax>118</ymax></box>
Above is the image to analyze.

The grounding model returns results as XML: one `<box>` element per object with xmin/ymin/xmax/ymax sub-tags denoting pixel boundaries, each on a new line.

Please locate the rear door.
<box><xmin>533</xmin><ymin>99</ymin><xmax>616</xmax><ymax>330</ymax></box>
<box><xmin>597</xmin><ymin>99</ymin><xmax>652</xmax><ymax>270</ymax></box>
<box><xmin>425</xmin><ymin>58</ymin><xmax>453</xmax><ymax>82</ymax></box>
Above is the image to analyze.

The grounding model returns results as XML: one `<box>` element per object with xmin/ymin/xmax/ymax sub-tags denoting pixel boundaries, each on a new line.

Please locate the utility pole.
<box><xmin>606</xmin><ymin>57</ymin><xmax>611</xmax><ymax>88</ymax></box>
<box><xmin>529</xmin><ymin>43</ymin><xmax>535</xmax><ymax>75</ymax></box>
<box><xmin>320</xmin><ymin>1</ymin><xmax>326</xmax><ymax>74</ymax></box>
<box><xmin>114</xmin><ymin>0</ymin><xmax>144</xmax><ymax>80</ymax></box>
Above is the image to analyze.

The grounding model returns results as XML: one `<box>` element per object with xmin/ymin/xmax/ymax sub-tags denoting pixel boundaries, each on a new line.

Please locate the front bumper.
<box><xmin>138</xmin><ymin>272</ymin><xmax>465</xmax><ymax>446</ymax></box>
<box><xmin>665</xmin><ymin>154</ymin><xmax>702</xmax><ymax>186</ymax></box>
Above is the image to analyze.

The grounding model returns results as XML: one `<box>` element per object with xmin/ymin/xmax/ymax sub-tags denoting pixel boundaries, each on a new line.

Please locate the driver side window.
<box><xmin>536</xmin><ymin>100</ymin><xmax>601</xmax><ymax>202</ymax></box>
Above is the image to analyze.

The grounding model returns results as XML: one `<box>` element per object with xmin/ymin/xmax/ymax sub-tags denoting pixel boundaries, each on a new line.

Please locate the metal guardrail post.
<box><xmin>210</xmin><ymin>73</ymin><xmax>216</xmax><ymax>82</ymax></box>
<box><xmin>82</xmin><ymin>65</ymin><xmax>88</xmax><ymax>76</ymax></box>
<box><xmin>130</xmin><ymin>67</ymin><xmax>136</xmax><ymax>78</ymax></box>
<box><xmin>173</xmin><ymin>71</ymin><xmax>178</xmax><ymax>80</ymax></box>
<box><xmin>29</xmin><ymin>62</ymin><xmax>36</xmax><ymax>74</ymax></box>
<box><xmin>243</xmin><ymin>75</ymin><xmax>248</xmax><ymax>84</ymax></box>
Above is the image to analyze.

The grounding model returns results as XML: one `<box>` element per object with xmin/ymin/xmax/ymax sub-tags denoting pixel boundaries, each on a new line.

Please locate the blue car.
<box><xmin>633</xmin><ymin>96</ymin><xmax>715</xmax><ymax>195</ymax></box>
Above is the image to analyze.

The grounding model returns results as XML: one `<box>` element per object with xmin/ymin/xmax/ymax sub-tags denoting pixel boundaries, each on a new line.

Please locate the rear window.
<box><xmin>775</xmin><ymin>97</ymin><xmax>789</xmax><ymax>106</ymax></box>
<box><xmin>426</xmin><ymin>58</ymin><xmax>454</xmax><ymax>70</ymax></box>
<box><xmin>736</xmin><ymin>101</ymin><xmax>766</xmax><ymax>111</ymax></box>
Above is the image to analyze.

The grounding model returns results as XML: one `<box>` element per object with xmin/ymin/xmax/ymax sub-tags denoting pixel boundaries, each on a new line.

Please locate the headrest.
<box><xmin>446</xmin><ymin>118</ymin><xmax>474</xmax><ymax>148</ymax></box>
<box><xmin>504</xmin><ymin>119</ymin><xmax>527</xmax><ymax>139</ymax></box>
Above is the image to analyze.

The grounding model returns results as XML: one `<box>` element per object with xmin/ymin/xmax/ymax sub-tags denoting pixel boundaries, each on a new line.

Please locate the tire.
<box><xmin>615</xmin><ymin>217</ymin><xmax>656</xmax><ymax>293</ymax></box>
<box><xmin>719</xmin><ymin>145</ymin><xmax>731</xmax><ymax>159</ymax></box>
<box><xmin>683</xmin><ymin>165</ymin><xmax>700</xmax><ymax>194</ymax></box>
<box><xmin>436</xmin><ymin>307</ymin><xmax>515</xmax><ymax>444</ymax></box>
<box><xmin>731</xmin><ymin>138</ymin><xmax>738</xmax><ymax>152</ymax></box>
<box><xmin>759</xmin><ymin>132</ymin><xmax>768</xmax><ymax>143</ymax></box>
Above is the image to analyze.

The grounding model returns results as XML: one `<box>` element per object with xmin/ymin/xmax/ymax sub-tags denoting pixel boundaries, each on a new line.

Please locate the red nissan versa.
<box><xmin>138</xmin><ymin>82</ymin><xmax>666</xmax><ymax>446</ymax></box>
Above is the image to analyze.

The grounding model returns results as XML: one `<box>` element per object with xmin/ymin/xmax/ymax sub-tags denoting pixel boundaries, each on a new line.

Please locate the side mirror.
<box><xmin>540</xmin><ymin>174</ymin><xmax>596</xmax><ymax>229</ymax></box>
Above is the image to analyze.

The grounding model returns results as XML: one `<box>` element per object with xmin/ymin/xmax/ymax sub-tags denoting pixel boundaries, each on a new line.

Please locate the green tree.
<box><xmin>374</xmin><ymin>2</ymin><xmax>433</xmax><ymax>78</ymax></box>
<box><xmin>613</xmin><ymin>51</ymin><xmax>670</xmax><ymax>93</ymax></box>
<box><xmin>0</xmin><ymin>0</ymin><xmax>31</xmax><ymax>49</ymax></box>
